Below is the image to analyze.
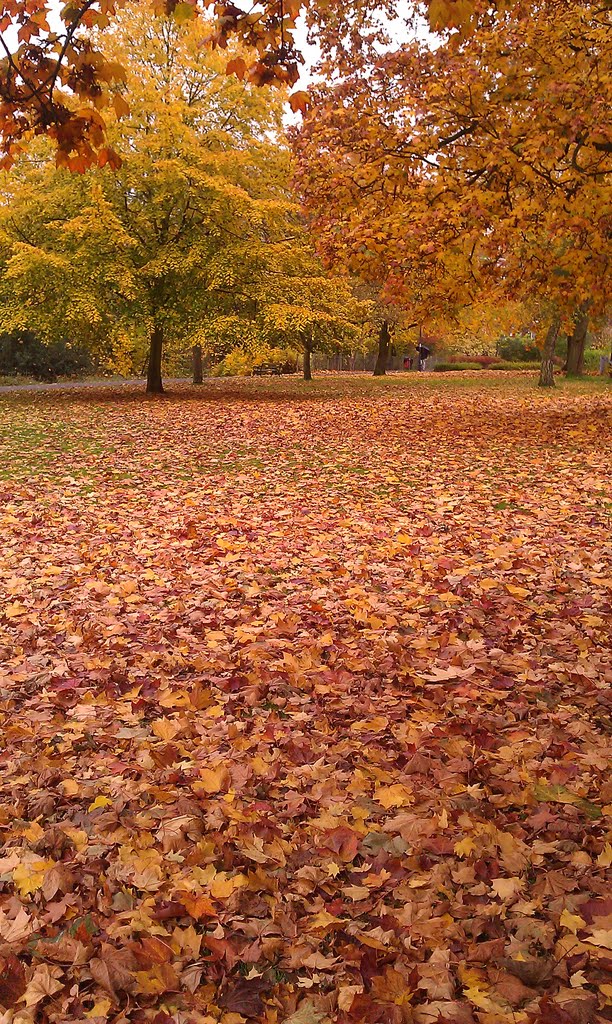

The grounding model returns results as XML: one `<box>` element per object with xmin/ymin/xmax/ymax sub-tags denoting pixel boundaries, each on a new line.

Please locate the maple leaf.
<box><xmin>0</xmin><ymin>907</ymin><xmax>34</xmax><ymax>943</ymax></box>
<box><xmin>22</xmin><ymin>964</ymin><xmax>64</xmax><ymax>1007</ymax></box>
<box><xmin>218</xmin><ymin>975</ymin><xmax>269</xmax><ymax>1016</ymax></box>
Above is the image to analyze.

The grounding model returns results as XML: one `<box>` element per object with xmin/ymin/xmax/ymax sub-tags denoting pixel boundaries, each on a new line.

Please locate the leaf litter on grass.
<box><xmin>0</xmin><ymin>376</ymin><xmax>611</xmax><ymax>1024</ymax></box>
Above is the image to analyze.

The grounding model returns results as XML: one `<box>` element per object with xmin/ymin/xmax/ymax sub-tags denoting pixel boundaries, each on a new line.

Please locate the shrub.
<box><xmin>449</xmin><ymin>354</ymin><xmax>498</xmax><ymax>367</ymax></box>
<box><xmin>434</xmin><ymin>361</ymin><xmax>483</xmax><ymax>372</ymax></box>
<box><xmin>214</xmin><ymin>346</ymin><xmax>298</xmax><ymax>377</ymax></box>
<box><xmin>583</xmin><ymin>349</ymin><xmax>609</xmax><ymax>373</ymax></box>
<box><xmin>0</xmin><ymin>331</ymin><xmax>94</xmax><ymax>381</ymax></box>
<box><xmin>497</xmin><ymin>334</ymin><xmax>541</xmax><ymax>362</ymax></box>
<box><xmin>213</xmin><ymin>349</ymin><xmax>254</xmax><ymax>376</ymax></box>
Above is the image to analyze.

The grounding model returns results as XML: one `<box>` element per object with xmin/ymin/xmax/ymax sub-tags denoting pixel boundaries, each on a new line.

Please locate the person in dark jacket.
<box><xmin>415</xmin><ymin>342</ymin><xmax>430</xmax><ymax>371</ymax></box>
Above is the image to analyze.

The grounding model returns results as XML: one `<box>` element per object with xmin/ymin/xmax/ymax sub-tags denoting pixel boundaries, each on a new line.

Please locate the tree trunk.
<box><xmin>538</xmin><ymin>317</ymin><xmax>560</xmax><ymax>388</ymax></box>
<box><xmin>147</xmin><ymin>324</ymin><xmax>164</xmax><ymax>394</ymax></box>
<box><xmin>192</xmin><ymin>343</ymin><xmax>203</xmax><ymax>384</ymax></box>
<box><xmin>303</xmin><ymin>344</ymin><xmax>312</xmax><ymax>381</ymax></box>
<box><xmin>373</xmin><ymin>320</ymin><xmax>391</xmax><ymax>376</ymax></box>
<box><xmin>565</xmin><ymin>306</ymin><xmax>589</xmax><ymax>376</ymax></box>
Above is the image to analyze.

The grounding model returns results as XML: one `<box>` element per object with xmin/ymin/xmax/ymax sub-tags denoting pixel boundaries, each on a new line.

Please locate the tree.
<box><xmin>294</xmin><ymin>0</ymin><xmax>611</xmax><ymax>387</ymax></box>
<box><xmin>565</xmin><ymin>303</ymin><xmax>591</xmax><ymax>377</ymax></box>
<box><xmin>0</xmin><ymin>3</ymin><xmax>292</xmax><ymax>392</ymax></box>
<box><xmin>348</xmin><ymin>284</ymin><xmax>415</xmax><ymax>377</ymax></box>
<box><xmin>1</xmin><ymin>1</ymin><xmax>592</xmax><ymax>166</ymax></box>
<box><xmin>196</xmin><ymin>229</ymin><xmax>365</xmax><ymax>379</ymax></box>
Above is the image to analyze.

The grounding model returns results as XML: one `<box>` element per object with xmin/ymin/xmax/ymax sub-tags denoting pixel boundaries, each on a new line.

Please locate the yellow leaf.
<box><xmin>250</xmin><ymin>755</ymin><xmax>272</xmax><ymax>776</ymax></box>
<box><xmin>560</xmin><ymin>908</ymin><xmax>586</xmax><ymax>934</ymax></box>
<box><xmin>205</xmin><ymin>630</ymin><xmax>226</xmax><ymax>644</ymax></box>
<box><xmin>454</xmin><ymin>836</ymin><xmax>476</xmax><ymax>858</ymax></box>
<box><xmin>23</xmin><ymin>821</ymin><xmax>45</xmax><ymax>843</ymax></box>
<box><xmin>306</xmin><ymin>909</ymin><xmax>342</xmax><ymax>931</ymax></box>
<box><xmin>338</xmin><ymin>985</ymin><xmax>363</xmax><ymax>1011</ymax></box>
<box><xmin>506</xmin><ymin>584</ymin><xmax>530</xmax><ymax>598</ymax></box>
<box><xmin>204</xmin><ymin>704</ymin><xmax>224</xmax><ymax>718</ymax></box>
<box><xmin>491</xmin><ymin>876</ymin><xmax>523</xmax><ymax>900</ymax></box>
<box><xmin>354</xmin><ymin>930</ymin><xmax>388</xmax><ymax>950</ymax></box>
<box><xmin>86</xmin><ymin>998</ymin><xmax>112</xmax><ymax>1017</ymax></box>
<box><xmin>198</xmin><ymin>766</ymin><xmax>229</xmax><ymax>794</ymax></box>
<box><xmin>152</xmin><ymin>718</ymin><xmax>180</xmax><ymax>741</ymax></box>
<box><xmin>4</xmin><ymin>602</ymin><xmax>27</xmax><ymax>618</ymax></box>
<box><xmin>375</xmin><ymin>784</ymin><xmax>412</xmax><ymax>809</ymax></box>
<box><xmin>597</xmin><ymin>843</ymin><xmax>612</xmax><ymax>868</ymax></box>
<box><xmin>463</xmin><ymin>986</ymin><xmax>499</xmax><ymax>1012</ymax></box>
<box><xmin>112</xmin><ymin>92</ymin><xmax>130</xmax><ymax>119</ymax></box>
<box><xmin>12</xmin><ymin>859</ymin><xmax>54</xmax><ymax>897</ymax></box>
<box><xmin>352</xmin><ymin>717</ymin><xmax>388</xmax><ymax>733</ymax></box>
<box><xmin>88</xmin><ymin>795</ymin><xmax>112</xmax><ymax>811</ymax></box>
<box><xmin>209</xmin><ymin>872</ymin><xmax>248</xmax><ymax>899</ymax></box>
<box><xmin>289</xmin><ymin>90</ymin><xmax>310</xmax><ymax>114</ymax></box>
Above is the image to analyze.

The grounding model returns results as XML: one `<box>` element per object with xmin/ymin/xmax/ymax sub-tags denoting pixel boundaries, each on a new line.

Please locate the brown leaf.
<box><xmin>22</xmin><ymin>964</ymin><xmax>64</xmax><ymax>1007</ymax></box>
<box><xmin>89</xmin><ymin>946</ymin><xmax>136</xmax><ymax>999</ymax></box>
<box><xmin>218</xmin><ymin>975</ymin><xmax>269</xmax><ymax>1016</ymax></box>
<box><xmin>501</xmin><ymin>957</ymin><xmax>554</xmax><ymax>988</ymax></box>
<box><xmin>0</xmin><ymin>955</ymin><xmax>26</xmax><ymax>1008</ymax></box>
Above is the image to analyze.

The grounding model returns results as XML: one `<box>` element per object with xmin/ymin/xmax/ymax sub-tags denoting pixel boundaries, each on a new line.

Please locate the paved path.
<box><xmin>0</xmin><ymin>377</ymin><xmax>191</xmax><ymax>394</ymax></box>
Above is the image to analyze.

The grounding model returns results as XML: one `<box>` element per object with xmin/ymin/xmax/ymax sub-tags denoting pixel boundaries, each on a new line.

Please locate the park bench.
<box><xmin>252</xmin><ymin>362</ymin><xmax>283</xmax><ymax>376</ymax></box>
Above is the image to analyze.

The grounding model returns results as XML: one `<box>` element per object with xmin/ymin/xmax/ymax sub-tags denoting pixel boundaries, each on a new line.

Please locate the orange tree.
<box><xmin>0</xmin><ymin>1</ymin><xmax>577</xmax><ymax>167</ymax></box>
<box><xmin>293</xmin><ymin>0</ymin><xmax>611</xmax><ymax>386</ymax></box>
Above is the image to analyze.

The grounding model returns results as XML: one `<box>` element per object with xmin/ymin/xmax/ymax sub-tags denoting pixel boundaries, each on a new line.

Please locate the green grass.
<box><xmin>0</xmin><ymin>371</ymin><xmax>609</xmax><ymax>485</ymax></box>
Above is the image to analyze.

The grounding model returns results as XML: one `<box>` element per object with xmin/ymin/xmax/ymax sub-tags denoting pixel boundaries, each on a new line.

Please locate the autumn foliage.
<box><xmin>1</xmin><ymin>1</ymin><xmax>582</xmax><ymax>166</ymax></box>
<box><xmin>294</xmin><ymin>0</ymin><xmax>611</xmax><ymax>363</ymax></box>
<box><xmin>1</xmin><ymin>374</ymin><xmax>611</xmax><ymax>1022</ymax></box>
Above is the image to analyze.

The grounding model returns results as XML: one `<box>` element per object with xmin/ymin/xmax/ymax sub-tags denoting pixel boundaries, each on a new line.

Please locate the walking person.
<box><xmin>415</xmin><ymin>341</ymin><xmax>431</xmax><ymax>371</ymax></box>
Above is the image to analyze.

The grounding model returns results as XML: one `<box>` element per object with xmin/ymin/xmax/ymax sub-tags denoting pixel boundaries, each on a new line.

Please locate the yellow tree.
<box><xmin>0</xmin><ymin>3</ymin><xmax>292</xmax><ymax>392</ymax></box>
<box><xmin>194</xmin><ymin>217</ymin><xmax>369</xmax><ymax>379</ymax></box>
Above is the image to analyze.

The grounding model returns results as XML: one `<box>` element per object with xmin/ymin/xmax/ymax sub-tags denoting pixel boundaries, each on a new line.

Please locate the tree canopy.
<box><xmin>0</xmin><ymin>2</ymin><xmax>364</xmax><ymax>390</ymax></box>
<box><xmin>0</xmin><ymin>10</ymin><xmax>269</xmax><ymax>385</ymax></box>
<box><xmin>3</xmin><ymin>1</ymin><xmax>597</xmax><ymax>166</ymax></box>
<box><xmin>294</xmin><ymin>0</ymin><xmax>611</xmax><ymax>383</ymax></box>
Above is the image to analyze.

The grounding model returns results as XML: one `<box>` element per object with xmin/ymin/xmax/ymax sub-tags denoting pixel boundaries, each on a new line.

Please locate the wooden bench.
<box><xmin>252</xmin><ymin>362</ymin><xmax>283</xmax><ymax>376</ymax></box>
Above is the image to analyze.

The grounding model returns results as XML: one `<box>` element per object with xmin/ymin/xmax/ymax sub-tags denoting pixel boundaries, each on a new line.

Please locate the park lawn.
<box><xmin>0</xmin><ymin>372</ymin><xmax>611</xmax><ymax>1023</ymax></box>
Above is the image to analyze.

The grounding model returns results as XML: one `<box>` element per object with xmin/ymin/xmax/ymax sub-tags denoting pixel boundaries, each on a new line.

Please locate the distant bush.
<box><xmin>214</xmin><ymin>349</ymin><xmax>253</xmax><ymax>376</ymax></box>
<box><xmin>0</xmin><ymin>331</ymin><xmax>94</xmax><ymax>381</ymax></box>
<box><xmin>449</xmin><ymin>354</ymin><xmax>498</xmax><ymax>367</ymax></box>
<box><xmin>434</xmin><ymin>361</ymin><xmax>483</xmax><ymax>372</ymax></box>
<box><xmin>496</xmin><ymin>334</ymin><xmax>541</xmax><ymax>362</ymax></box>
<box><xmin>583</xmin><ymin>349</ymin><xmax>609</xmax><ymax>373</ymax></box>
<box><xmin>214</xmin><ymin>346</ymin><xmax>297</xmax><ymax>377</ymax></box>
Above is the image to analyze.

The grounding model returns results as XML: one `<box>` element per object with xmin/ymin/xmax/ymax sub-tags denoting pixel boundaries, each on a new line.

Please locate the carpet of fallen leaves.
<box><xmin>0</xmin><ymin>374</ymin><xmax>611</xmax><ymax>1024</ymax></box>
